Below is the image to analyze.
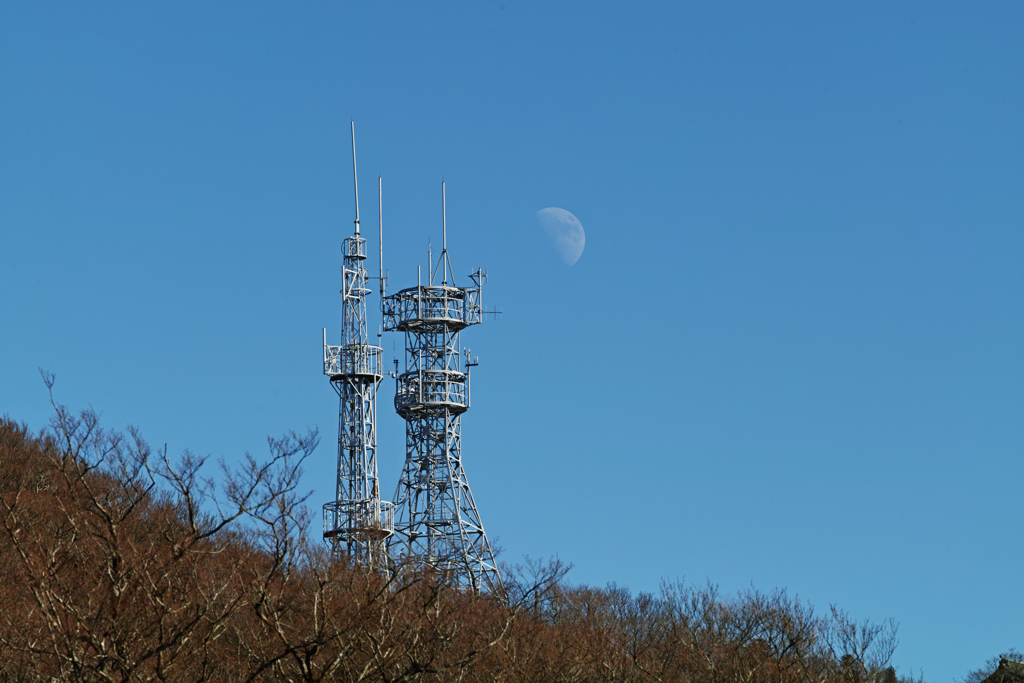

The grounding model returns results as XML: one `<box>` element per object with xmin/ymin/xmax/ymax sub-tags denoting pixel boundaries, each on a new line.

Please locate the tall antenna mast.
<box><xmin>442</xmin><ymin>182</ymin><xmax>448</xmax><ymax>285</ymax></box>
<box><xmin>321</xmin><ymin>122</ymin><xmax>393</xmax><ymax>569</ymax></box>
<box><xmin>378</xmin><ymin>176</ymin><xmax>384</xmax><ymax>304</ymax></box>
<box><xmin>351</xmin><ymin>121</ymin><xmax>360</xmax><ymax>235</ymax></box>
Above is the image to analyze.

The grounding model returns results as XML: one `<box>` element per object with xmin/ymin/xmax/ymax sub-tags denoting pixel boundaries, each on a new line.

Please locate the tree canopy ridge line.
<box><xmin>0</xmin><ymin>376</ymin><xmax>993</xmax><ymax>682</ymax></box>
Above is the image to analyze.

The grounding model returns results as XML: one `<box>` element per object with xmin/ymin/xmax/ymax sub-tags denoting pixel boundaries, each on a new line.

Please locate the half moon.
<box><xmin>536</xmin><ymin>207</ymin><xmax>585</xmax><ymax>266</ymax></box>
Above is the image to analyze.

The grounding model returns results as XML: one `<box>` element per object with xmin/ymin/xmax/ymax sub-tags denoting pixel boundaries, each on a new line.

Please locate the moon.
<box><xmin>536</xmin><ymin>207</ymin><xmax>585</xmax><ymax>266</ymax></box>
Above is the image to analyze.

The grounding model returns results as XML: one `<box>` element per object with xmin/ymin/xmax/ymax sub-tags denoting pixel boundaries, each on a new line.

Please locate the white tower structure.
<box><xmin>383</xmin><ymin>183</ymin><xmax>502</xmax><ymax>593</ymax></box>
<box><xmin>321</xmin><ymin>123</ymin><xmax>393</xmax><ymax>569</ymax></box>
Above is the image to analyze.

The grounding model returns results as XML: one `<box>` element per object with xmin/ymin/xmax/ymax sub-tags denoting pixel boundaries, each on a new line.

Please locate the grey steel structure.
<box><xmin>321</xmin><ymin>123</ymin><xmax>393</xmax><ymax>569</ymax></box>
<box><xmin>383</xmin><ymin>183</ymin><xmax>502</xmax><ymax>594</ymax></box>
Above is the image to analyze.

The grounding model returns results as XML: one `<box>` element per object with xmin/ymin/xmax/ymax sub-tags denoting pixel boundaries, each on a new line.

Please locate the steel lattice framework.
<box><xmin>321</xmin><ymin>123</ymin><xmax>393</xmax><ymax>569</ymax></box>
<box><xmin>383</xmin><ymin>184</ymin><xmax>502</xmax><ymax>594</ymax></box>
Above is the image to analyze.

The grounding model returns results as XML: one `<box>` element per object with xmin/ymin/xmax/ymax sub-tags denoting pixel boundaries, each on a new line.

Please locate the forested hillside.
<box><xmin>0</xmin><ymin>385</ymin><xmax>923</xmax><ymax>682</ymax></box>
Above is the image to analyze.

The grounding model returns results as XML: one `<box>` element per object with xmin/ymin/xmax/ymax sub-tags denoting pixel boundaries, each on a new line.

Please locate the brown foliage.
<box><xmin>0</xmin><ymin>378</ymin><xmax>922</xmax><ymax>683</ymax></box>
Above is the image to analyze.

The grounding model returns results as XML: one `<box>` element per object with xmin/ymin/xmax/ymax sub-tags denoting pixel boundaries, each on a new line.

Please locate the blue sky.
<box><xmin>1</xmin><ymin>2</ymin><xmax>1021</xmax><ymax>679</ymax></box>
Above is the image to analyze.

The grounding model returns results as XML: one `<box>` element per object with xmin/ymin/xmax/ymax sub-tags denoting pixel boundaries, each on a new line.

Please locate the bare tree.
<box><xmin>820</xmin><ymin>605</ymin><xmax>899</xmax><ymax>683</ymax></box>
<box><xmin>0</xmin><ymin>372</ymin><xmax>318</xmax><ymax>682</ymax></box>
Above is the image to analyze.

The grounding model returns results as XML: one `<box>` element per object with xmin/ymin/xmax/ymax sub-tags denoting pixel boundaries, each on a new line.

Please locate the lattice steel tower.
<box><xmin>321</xmin><ymin>123</ymin><xmax>393</xmax><ymax>568</ymax></box>
<box><xmin>383</xmin><ymin>183</ymin><xmax>502</xmax><ymax>593</ymax></box>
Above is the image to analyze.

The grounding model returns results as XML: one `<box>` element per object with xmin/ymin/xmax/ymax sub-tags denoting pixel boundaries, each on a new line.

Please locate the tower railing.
<box><xmin>383</xmin><ymin>285</ymin><xmax>481</xmax><ymax>332</ymax></box>
<box><xmin>394</xmin><ymin>369</ymin><xmax>468</xmax><ymax>417</ymax></box>
<box><xmin>343</xmin><ymin>235</ymin><xmax>367</xmax><ymax>259</ymax></box>
<box><xmin>324</xmin><ymin>498</ymin><xmax>395</xmax><ymax>542</ymax></box>
<box><xmin>324</xmin><ymin>342</ymin><xmax>383</xmax><ymax>379</ymax></box>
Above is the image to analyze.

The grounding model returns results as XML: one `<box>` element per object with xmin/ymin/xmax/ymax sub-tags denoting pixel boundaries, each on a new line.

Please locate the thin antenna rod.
<box><xmin>441</xmin><ymin>181</ymin><xmax>447</xmax><ymax>285</ymax></box>
<box><xmin>351</xmin><ymin>121</ymin><xmax>360</xmax><ymax>234</ymax></box>
<box><xmin>378</xmin><ymin>176</ymin><xmax>384</xmax><ymax>302</ymax></box>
